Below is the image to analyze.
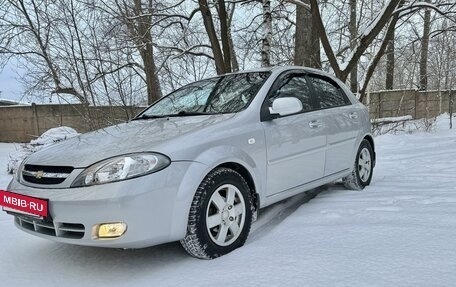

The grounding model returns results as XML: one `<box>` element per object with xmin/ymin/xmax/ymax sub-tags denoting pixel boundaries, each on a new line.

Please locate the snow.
<box><xmin>0</xmin><ymin>143</ymin><xmax>19</xmax><ymax>188</ymax></box>
<box><xmin>7</xmin><ymin>127</ymin><xmax>79</xmax><ymax>174</ymax></box>
<box><xmin>372</xmin><ymin>115</ymin><xmax>444</xmax><ymax>136</ymax></box>
<box><xmin>1</xmin><ymin>115</ymin><xmax>456</xmax><ymax>286</ymax></box>
<box><xmin>0</xmin><ymin>97</ymin><xmax>28</xmax><ymax>106</ymax></box>
<box><xmin>30</xmin><ymin>126</ymin><xmax>79</xmax><ymax>146</ymax></box>
<box><xmin>372</xmin><ymin>115</ymin><xmax>413</xmax><ymax>123</ymax></box>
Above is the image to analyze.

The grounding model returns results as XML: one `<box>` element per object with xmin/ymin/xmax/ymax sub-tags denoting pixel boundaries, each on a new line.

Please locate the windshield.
<box><xmin>137</xmin><ymin>72</ymin><xmax>270</xmax><ymax>118</ymax></box>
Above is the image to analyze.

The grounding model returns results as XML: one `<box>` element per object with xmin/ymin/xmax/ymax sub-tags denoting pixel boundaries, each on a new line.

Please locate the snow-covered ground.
<box><xmin>1</xmin><ymin>116</ymin><xmax>455</xmax><ymax>287</ymax></box>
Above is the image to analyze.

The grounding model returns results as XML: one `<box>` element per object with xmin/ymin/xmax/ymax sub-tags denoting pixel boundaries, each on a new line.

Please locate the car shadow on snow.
<box><xmin>248</xmin><ymin>185</ymin><xmax>326</xmax><ymax>242</ymax></box>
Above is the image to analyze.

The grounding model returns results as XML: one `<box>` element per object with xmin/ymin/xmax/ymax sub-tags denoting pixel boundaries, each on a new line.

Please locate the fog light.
<box><xmin>95</xmin><ymin>222</ymin><xmax>127</xmax><ymax>239</ymax></box>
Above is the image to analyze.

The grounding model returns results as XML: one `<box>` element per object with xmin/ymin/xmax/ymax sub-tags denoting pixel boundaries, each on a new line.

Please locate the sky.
<box><xmin>0</xmin><ymin>61</ymin><xmax>24</xmax><ymax>102</ymax></box>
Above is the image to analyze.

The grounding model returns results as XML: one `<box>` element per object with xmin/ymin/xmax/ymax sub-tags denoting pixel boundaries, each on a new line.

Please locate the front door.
<box><xmin>262</xmin><ymin>73</ymin><xmax>327</xmax><ymax>196</ymax></box>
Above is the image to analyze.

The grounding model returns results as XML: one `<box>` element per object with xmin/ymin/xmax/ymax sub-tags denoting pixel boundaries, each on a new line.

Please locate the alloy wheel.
<box><xmin>358</xmin><ymin>147</ymin><xmax>372</xmax><ymax>183</ymax></box>
<box><xmin>206</xmin><ymin>184</ymin><xmax>246</xmax><ymax>246</ymax></box>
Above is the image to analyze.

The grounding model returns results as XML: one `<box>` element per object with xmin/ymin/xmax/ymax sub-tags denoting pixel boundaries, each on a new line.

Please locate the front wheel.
<box><xmin>343</xmin><ymin>139</ymin><xmax>374</xmax><ymax>190</ymax></box>
<box><xmin>180</xmin><ymin>167</ymin><xmax>253</xmax><ymax>259</ymax></box>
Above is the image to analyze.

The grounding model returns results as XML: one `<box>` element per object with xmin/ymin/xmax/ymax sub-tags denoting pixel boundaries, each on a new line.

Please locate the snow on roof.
<box><xmin>0</xmin><ymin>97</ymin><xmax>29</xmax><ymax>106</ymax></box>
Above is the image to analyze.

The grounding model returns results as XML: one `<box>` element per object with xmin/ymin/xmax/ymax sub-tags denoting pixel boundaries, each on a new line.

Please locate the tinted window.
<box><xmin>309</xmin><ymin>76</ymin><xmax>350</xmax><ymax>109</ymax></box>
<box><xmin>269</xmin><ymin>75</ymin><xmax>313</xmax><ymax>112</ymax></box>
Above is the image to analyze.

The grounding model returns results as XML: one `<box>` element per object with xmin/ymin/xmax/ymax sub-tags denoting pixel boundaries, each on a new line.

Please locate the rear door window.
<box><xmin>308</xmin><ymin>76</ymin><xmax>351</xmax><ymax>109</ymax></box>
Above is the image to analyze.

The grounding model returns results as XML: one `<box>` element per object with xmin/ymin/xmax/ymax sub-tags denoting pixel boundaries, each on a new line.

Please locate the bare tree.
<box><xmin>359</xmin><ymin>8</ymin><xmax>402</xmax><ymax>101</ymax></box>
<box><xmin>0</xmin><ymin>0</ymin><xmax>151</xmax><ymax>109</ymax></box>
<box><xmin>349</xmin><ymin>0</ymin><xmax>358</xmax><ymax>93</ymax></box>
<box><xmin>113</xmin><ymin>0</ymin><xmax>162</xmax><ymax>104</ymax></box>
<box><xmin>2</xmin><ymin>0</ymin><xmax>456</xmax><ymax>110</ymax></box>
<box><xmin>310</xmin><ymin>0</ymin><xmax>402</xmax><ymax>82</ymax></box>
<box><xmin>197</xmin><ymin>0</ymin><xmax>232</xmax><ymax>74</ymax></box>
<box><xmin>0</xmin><ymin>0</ymin><xmax>87</xmax><ymax>103</ymax></box>
<box><xmin>419</xmin><ymin>0</ymin><xmax>431</xmax><ymax>91</ymax></box>
<box><xmin>385</xmin><ymin>32</ymin><xmax>395</xmax><ymax>90</ymax></box>
<box><xmin>227</xmin><ymin>3</ymin><xmax>239</xmax><ymax>72</ymax></box>
<box><xmin>261</xmin><ymin>0</ymin><xmax>273</xmax><ymax>67</ymax></box>
<box><xmin>294</xmin><ymin>0</ymin><xmax>320</xmax><ymax>68</ymax></box>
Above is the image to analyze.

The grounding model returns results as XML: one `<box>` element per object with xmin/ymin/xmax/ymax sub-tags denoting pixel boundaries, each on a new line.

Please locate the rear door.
<box><xmin>307</xmin><ymin>75</ymin><xmax>361</xmax><ymax>176</ymax></box>
<box><xmin>261</xmin><ymin>72</ymin><xmax>328</xmax><ymax>196</ymax></box>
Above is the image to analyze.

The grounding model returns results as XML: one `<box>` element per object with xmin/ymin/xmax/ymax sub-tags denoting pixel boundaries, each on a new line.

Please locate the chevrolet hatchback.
<box><xmin>3</xmin><ymin>66</ymin><xmax>375</xmax><ymax>259</ymax></box>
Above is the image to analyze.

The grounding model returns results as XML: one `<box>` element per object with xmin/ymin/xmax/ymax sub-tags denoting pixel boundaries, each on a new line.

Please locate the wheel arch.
<box><xmin>173</xmin><ymin>148</ymin><xmax>263</xmax><ymax>240</ymax></box>
<box><xmin>188</xmin><ymin>144</ymin><xmax>265</xmax><ymax>210</ymax></box>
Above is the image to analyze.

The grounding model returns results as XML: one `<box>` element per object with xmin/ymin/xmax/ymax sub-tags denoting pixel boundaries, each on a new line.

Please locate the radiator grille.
<box><xmin>22</xmin><ymin>164</ymin><xmax>74</xmax><ymax>185</ymax></box>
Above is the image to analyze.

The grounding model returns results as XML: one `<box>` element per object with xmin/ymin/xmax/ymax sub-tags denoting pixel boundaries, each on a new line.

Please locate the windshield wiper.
<box><xmin>170</xmin><ymin>111</ymin><xmax>212</xmax><ymax>117</ymax></box>
<box><xmin>133</xmin><ymin>111</ymin><xmax>212</xmax><ymax>121</ymax></box>
<box><xmin>132</xmin><ymin>114</ymin><xmax>169</xmax><ymax>121</ymax></box>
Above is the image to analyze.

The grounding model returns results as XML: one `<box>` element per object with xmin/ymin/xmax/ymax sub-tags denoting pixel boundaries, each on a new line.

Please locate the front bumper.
<box><xmin>5</xmin><ymin>161</ymin><xmax>207</xmax><ymax>248</ymax></box>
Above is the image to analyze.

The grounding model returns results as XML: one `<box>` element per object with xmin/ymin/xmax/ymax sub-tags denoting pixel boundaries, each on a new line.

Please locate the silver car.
<box><xmin>4</xmin><ymin>66</ymin><xmax>375</xmax><ymax>259</ymax></box>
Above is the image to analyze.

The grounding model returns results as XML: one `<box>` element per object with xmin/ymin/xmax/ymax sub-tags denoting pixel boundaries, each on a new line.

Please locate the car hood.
<box><xmin>25</xmin><ymin>114</ymin><xmax>234</xmax><ymax>167</ymax></box>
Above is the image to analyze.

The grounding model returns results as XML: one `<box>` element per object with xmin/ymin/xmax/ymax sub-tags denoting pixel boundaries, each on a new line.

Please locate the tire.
<box><xmin>343</xmin><ymin>139</ymin><xmax>374</xmax><ymax>190</ymax></box>
<box><xmin>180</xmin><ymin>167</ymin><xmax>253</xmax><ymax>259</ymax></box>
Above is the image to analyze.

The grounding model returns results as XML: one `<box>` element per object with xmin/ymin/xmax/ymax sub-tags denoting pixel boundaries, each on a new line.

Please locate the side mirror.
<box><xmin>269</xmin><ymin>97</ymin><xmax>302</xmax><ymax>117</ymax></box>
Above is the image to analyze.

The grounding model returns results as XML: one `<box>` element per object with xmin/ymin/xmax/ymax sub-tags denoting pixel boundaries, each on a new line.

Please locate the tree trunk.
<box><xmin>120</xmin><ymin>0</ymin><xmax>162</xmax><ymax>104</ymax></box>
<box><xmin>198</xmin><ymin>0</ymin><xmax>226</xmax><ymax>74</ymax></box>
<box><xmin>294</xmin><ymin>2</ymin><xmax>309</xmax><ymax>66</ymax></box>
<box><xmin>349</xmin><ymin>0</ymin><xmax>358</xmax><ymax>93</ymax></box>
<box><xmin>294</xmin><ymin>1</ymin><xmax>320</xmax><ymax>68</ymax></box>
<box><xmin>310</xmin><ymin>7</ymin><xmax>321</xmax><ymax>68</ymax></box>
<box><xmin>140</xmin><ymin>46</ymin><xmax>161</xmax><ymax>104</ymax></box>
<box><xmin>419</xmin><ymin>1</ymin><xmax>431</xmax><ymax>91</ymax></box>
<box><xmin>227</xmin><ymin>3</ymin><xmax>239</xmax><ymax>72</ymax></box>
<box><xmin>228</xmin><ymin>30</ymin><xmax>239</xmax><ymax>72</ymax></box>
<box><xmin>261</xmin><ymin>0</ymin><xmax>272</xmax><ymax>67</ymax></box>
<box><xmin>133</xmin><ymin>0</ymin><xmax>161</xmax><ymax>104</ymax></box>
<box><xmin>218</xmin><ymin>0</ymin><xmax>231</xmax><ymax>73</ymax></box>
<box><xmin>385</xmin><ymin>31</ymin><xmax>395</xmax><ymax>90</ymax></box>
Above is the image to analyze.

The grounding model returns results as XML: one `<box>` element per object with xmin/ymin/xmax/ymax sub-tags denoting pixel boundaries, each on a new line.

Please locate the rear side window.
<box><xmin>269</xmin><ymin>74</ymin><xmax>314</xmax><ymax>112</ymax></box>
<box><xmin>308</xmin><ymin>76</ymin><xmax>350</xmax><ymax>109</ymax></box>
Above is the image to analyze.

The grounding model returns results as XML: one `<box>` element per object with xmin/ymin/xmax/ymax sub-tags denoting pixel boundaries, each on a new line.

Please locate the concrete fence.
<box><xmin>0</xmin><ymin>104</ymin><xmax>144</xmax><ymax>143</ymax></box>
<box><xmin>366</xmin><ymin>89</ymin><xmax>455</xmax><ymax>119</ymax></box>
<box><xmin>0</xmin><ymin>89</ymin><xmax>454</xmax><ymax>143</ymax></box>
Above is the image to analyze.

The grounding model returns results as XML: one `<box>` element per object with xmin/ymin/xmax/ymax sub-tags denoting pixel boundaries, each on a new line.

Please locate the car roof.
<box><xmin>224</xmin><ymin>66</ymin><xmax>335</xmax><ymax>78</ymax></box>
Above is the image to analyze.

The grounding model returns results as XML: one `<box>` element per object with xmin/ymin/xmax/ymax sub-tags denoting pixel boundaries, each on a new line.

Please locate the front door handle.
<box><xmin>348</xmin><ymin>112</ymin><xmax>358</xmax><ymax>119</ymax></box>
<box><xmin>309</xmin><ymin>120</ymin><xmax>321</xmax><ymax>129</ymax></box>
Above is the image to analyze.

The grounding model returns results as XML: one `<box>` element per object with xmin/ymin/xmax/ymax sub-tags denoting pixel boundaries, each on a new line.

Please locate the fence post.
<box><xmin>450</xmin><ymin>88</ymin><xmax>453</xmax><ymax>129</ymax></box>
<box><xmin>59</xmin><ymin>104</ymin><xmax>63</xmax><ymax>126</ymax></box>
<box><xmin>31</xmin><ymin>103</ymin><xmax>40</xmax><ymax>136</ymax></box>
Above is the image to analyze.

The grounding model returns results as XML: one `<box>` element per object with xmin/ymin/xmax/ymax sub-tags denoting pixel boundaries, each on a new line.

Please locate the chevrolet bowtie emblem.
<box><xmin>35</xmin><ymin>170</ymin><xmax>44</xmax><ymax>179</ymax></box>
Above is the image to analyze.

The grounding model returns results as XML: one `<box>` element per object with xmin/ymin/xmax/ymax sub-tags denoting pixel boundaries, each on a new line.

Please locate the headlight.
<box><xmin>71</xmin><ymin>152</ymin><xmax>170</xmax><ymax>187</ymax></box>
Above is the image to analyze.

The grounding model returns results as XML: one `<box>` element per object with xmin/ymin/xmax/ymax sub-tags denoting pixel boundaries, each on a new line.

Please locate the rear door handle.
<box><xmin>348</xmin><ymin>112</ymin><xmax>358</xmax><ymax>119</ymax></box>
<box><xmin>309</xmin><ymin>120</ymin><xmax>322</xmax><ymax>129</ymax></box>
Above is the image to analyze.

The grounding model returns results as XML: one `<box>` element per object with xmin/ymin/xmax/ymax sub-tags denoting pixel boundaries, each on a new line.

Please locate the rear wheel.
<box><xmin>180</xmin><ymin>167</ymin><xmax>253</xmax><ymax>259</ymax></box>
<box><xmin>343</xmin><ymin>139</ymin><xmax>374</xmax><ymax>190</ymax></box>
